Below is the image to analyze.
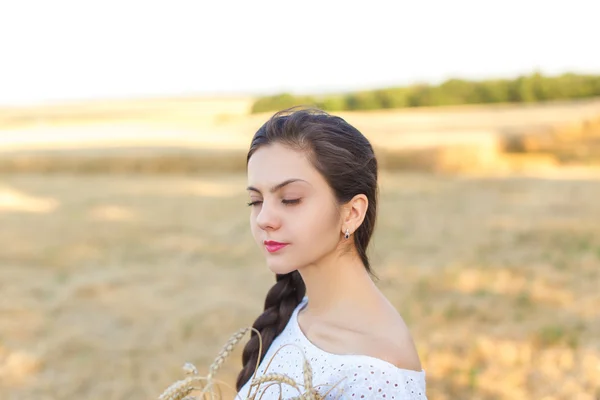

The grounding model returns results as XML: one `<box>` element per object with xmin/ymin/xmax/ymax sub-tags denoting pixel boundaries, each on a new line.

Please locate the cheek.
<box><xmin>295</xmin><ymin>200</ymin><xmax>340</xmax><ymax>244</ymax></box>
<box><xmin>249</xmin><ymin>213</ymin><xmax>260</xmax><ymax>240</ymax></box>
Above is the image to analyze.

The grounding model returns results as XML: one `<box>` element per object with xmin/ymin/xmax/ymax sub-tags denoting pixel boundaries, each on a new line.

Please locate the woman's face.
<box><xmin>246</xmin><ymin>142</ymin><xmax>343</xmax><ymax>275</ymax></box>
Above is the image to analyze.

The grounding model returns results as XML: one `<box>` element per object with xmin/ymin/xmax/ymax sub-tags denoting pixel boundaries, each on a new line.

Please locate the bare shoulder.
<box><xmin>357</xmin><ymin>308</ymin><xmax>423</xmax><ymax>372</ymax></box>
<box><xmin>299</xmin><ymin>301</ymin><xmax>423</xmax><ymax>372</ymax></box>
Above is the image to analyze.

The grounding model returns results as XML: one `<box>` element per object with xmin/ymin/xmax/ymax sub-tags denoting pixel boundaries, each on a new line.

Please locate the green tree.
<box><xmin>318</xmin><ymin>96</ymin><xmax>347</xmax><ymax>111</ymax></box>
<box><xmin>374</xmin><ymin>88</ymin><xmax>410</xmax><ymax>109</ymax></box>
<box><xmin>251</xmin><ymin>93</ymin><xmax>318</xmax><ymax>113</ymax></box>
<box><xmin>250</xmin><ymin>72</ymin><xmax>600</xmax><ymax>113</ymax></box>
<box><xmin>345</xmin><ymin>91</ymin><xmax>383</xmax><ymax>110</ymax></box>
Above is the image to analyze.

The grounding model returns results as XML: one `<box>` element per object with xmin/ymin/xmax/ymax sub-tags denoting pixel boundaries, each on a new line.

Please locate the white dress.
<box><xmin>236</xmin><ymin>297</ymin><xmax>427</xmax><ymax>399</ymax></box>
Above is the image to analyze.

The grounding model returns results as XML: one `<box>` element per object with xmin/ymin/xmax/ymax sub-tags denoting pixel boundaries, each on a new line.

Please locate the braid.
<box><xmin>235</xmin><ymin>271</ymin><xmax>306</xmax><ymax>391</ymax></box>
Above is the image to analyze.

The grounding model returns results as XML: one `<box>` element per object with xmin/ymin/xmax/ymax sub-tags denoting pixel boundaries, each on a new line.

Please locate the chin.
<box><xmin>265</xmin><ymin>259</ymin><xmax>297</xmax><ymax>275</ymax></box>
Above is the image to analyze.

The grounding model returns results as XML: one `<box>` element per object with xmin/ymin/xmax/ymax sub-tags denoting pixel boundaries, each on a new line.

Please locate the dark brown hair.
<box><xmin>236</xmin><ymin>107</ymin><xmax>379</xmax><ymax>391</ymax></box>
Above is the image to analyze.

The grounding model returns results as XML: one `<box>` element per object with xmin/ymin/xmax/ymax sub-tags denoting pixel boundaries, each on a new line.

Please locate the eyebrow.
<box><xmin>246</xmin><ymin>179</ymin><xmax>309</xmax><ymax>194</ymax></box>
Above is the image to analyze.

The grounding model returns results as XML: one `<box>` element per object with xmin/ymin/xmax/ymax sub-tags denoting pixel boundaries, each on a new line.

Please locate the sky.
<box><xmin>0</xmin><ymin>0</ymin><xmax>598</xmax><ymax>106</ymax></box>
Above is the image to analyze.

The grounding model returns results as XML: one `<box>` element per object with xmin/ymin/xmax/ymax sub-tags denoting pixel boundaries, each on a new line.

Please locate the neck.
<box><xmin>297</xmin><ymin>248</ymin><xmax>383</xmax><ymax>316</ymax></box>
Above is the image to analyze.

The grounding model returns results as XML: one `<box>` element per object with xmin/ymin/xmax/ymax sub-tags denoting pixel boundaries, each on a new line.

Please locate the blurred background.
<box><xmin>1</xmin><ymin>1</ymin><xmax>599</xmax><ymax>399</ymax></box>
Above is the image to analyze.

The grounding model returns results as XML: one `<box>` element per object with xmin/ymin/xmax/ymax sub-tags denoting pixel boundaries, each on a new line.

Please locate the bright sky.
<box><xmin>0</xmin><ymin>0</ymin><xmax>598</xmax><ymax>106</ymax></box>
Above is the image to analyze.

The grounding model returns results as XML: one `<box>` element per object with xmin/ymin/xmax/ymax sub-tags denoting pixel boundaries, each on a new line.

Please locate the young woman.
<box><xmin>236</xmin><ymin>108</ymin><xmax>427</xmax><ymax>399</ymax></box>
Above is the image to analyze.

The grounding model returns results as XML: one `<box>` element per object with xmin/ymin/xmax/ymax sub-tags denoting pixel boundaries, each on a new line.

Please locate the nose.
<box><xmin>255</xmin><ymin>200</ymin><xmax>281</xmax><ymax>231</ymax></box>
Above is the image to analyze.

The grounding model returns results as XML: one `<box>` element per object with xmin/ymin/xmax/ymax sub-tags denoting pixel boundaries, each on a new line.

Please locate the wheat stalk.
<box><xmin>250</xmin><ymin>373</ymin><xmax>300</xmax><ymax>389</ymax></box>
<box><xmin>158</xmin><ymin>376</ymin><xmax>201</xmax><ymax>400</ymax></box>
<box><xmin>158</xmin><ymin>326</ymin><xmax>347</xmax><ymax>400</ymax></box>
<box><xmin>157</xmin><ymin>328</ymin><xmax>249</xmax><ymax>400</ymax></box>
<box><xmin>302</xmin><ymin>357</ymin><xmax>314</xmax><ymax>399</ymax></box>
<box><xmin>207</xmin><ymin>327</ymin><xmax>250</xmax><ymax>380</ymax></box>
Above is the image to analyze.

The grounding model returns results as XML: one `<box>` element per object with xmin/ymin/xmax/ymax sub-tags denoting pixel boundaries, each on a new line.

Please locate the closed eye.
<box><xmin>282</xmin><ymin>199</ymin><xmax>301</xmax><ymax>205</ymax></box>
<box><xmin>281</xmin><ymin>199</ymin><xmax>300</xmax><ymax>205</ymax></box>
<box><xmin>247</xmin><ymin>199</ymin><xmax>300</xmax><ymax>207</ymax></box>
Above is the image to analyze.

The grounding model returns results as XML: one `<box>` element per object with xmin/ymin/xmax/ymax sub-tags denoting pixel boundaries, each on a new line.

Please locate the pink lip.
<box><xmin>264</xmin><ymin>240</ymin><xmax>289</xmax><ymax>253</ymax></box>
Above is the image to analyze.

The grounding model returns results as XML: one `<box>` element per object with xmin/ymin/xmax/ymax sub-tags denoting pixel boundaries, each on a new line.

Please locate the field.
<box><xmin>2</xmin><ymin>97</ymin><xmax>600</xmax><ymax>174</ymax></box>
<box><xmin>1</xmin><ymin>97</ymin><xmax>600</xmax><ymax>399</ymax></box>
<box><xmin>1</xmin><ymin>170</ymin><xmax>599</xmax><ymax>400</ymax></box>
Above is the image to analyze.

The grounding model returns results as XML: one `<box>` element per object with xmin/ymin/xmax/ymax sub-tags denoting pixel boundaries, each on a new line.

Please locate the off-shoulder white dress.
<box><xmin>237</xmin><ymin>297</ymin><xmax>427</xmax><ymax>399</ymax></box>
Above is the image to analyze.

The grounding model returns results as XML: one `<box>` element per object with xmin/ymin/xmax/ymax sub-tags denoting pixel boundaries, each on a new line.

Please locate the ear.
<box><xmin>341</xmin><ymin>194</ymin><xmax>368</xmax><ymax>236</ymax></box>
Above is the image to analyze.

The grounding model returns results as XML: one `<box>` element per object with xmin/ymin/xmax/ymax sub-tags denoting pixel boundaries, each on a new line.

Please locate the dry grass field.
<box><xmin>1</xmin><ymin>97</ymin><xmax>600</xmax><ymax>399</ymax></box>
<box><xmin>1</xmin><ymin>171</ymin><xmax>599</xmax><ymax>400</ymax></box>
<box><xmin>2</xmin><ymin>97</ymin><xmax>600</xmax><ymax>175</ymax></box>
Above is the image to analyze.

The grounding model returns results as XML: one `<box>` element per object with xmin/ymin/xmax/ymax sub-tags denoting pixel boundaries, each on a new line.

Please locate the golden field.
<box><xmin>2</xmin><ymin>96</ymin><xmax>600</xmax><ymax>174</ymax></box>
<box><xmin>1</xmin><ymin>97</ymin><xmax>600</xmax><ymax>399</ymax></box>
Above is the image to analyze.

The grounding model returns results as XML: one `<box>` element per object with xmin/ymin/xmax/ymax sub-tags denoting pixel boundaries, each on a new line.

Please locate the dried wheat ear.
<box><xmin>158</xmin><ymin>327</ymin><xmax>344</xmax><ymax>400</ymax></box>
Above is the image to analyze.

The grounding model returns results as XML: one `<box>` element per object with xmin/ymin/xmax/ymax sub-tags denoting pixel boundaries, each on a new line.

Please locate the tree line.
<box><xmin>250</xmin><ymin>72</ymin><xmax>600</xmax><ymax>113</ymax></box>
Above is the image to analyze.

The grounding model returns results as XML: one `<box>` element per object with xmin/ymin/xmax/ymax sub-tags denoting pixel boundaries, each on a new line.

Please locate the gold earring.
<box><xmin>344</xmin><ymin>228</ymin><xmax>350</xmax><ymax>239</ymax></box>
